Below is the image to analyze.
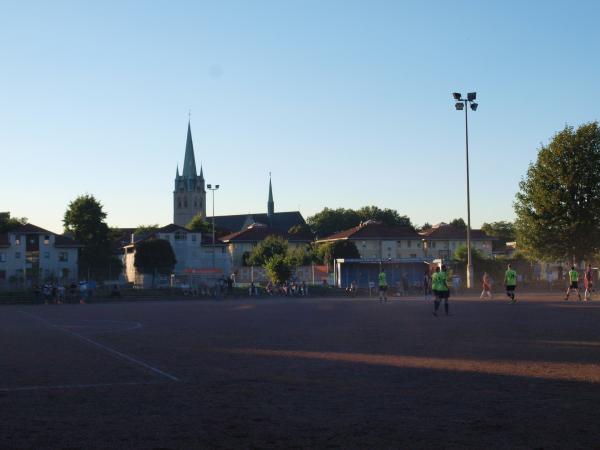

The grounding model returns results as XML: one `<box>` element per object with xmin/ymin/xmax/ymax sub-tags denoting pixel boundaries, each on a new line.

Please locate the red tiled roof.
<box><xmin>220</xmin><ymin>224</ymin><xmax>312</xmax><ymax>243</ymax></box>
<box><xmin>318</xmin><ymin>221</ymin><xmax>421</xmax><ymax>242</ymax></box>
<box><xmin>420</xmin><ymin>225</ymin><xmax>494</xmax><ymax>240</ymax></box>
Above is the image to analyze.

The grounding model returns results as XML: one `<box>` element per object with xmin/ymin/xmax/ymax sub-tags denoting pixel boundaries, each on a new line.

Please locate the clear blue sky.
<box><xmin>1</xmin><ymin>0</ymin><xmax>599</xmax><ymax>232</ymax></box>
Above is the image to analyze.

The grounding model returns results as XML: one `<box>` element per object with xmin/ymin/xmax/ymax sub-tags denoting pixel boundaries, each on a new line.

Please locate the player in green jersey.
<box><xmin>433</xmin><ymin>265</ymin><xmax>450</xmax><ymax>316</ymax></box>
<box><xmin>504</xmin><ymin>264</ymin><xmax>517</xmax><ymax>303</ymax></box>
<box><xmin>564</xmin><ymin>265</ymin><xmax>582</xmax><ymax>301</ymax></box>
<box><xmin>378</xmin><ymin>268</ymin><xmax>388</xmax><ymax>303</ymax></box>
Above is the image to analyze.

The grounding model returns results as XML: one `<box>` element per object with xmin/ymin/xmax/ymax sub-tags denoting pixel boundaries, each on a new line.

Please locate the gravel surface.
<box><xmin>1</xmin><ymin>294</ymin><xmax>599</xmax><ymax>449</ymax></box>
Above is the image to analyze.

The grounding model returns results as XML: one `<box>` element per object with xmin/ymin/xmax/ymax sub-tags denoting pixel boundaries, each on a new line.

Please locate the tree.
<box><xmin>481</xmin><ymin>221</ymin><xmax>516</xmax><ymax>251</ymax></box>
<box><xmin>186</xmin><ymin>214</ymin><xmax>212</xmax><ymax>234</ymax></box>
<box><xmin>134</xmin><ymin>224</ymin><xmax>160</xmax><ymax>235</ymax></box>
<box><xmin>286</xmin><ymin>246</ymin><xmax>313</xmax><ymax>267</ymax></box>
<box><xmin>264</xmin><ymin>254</ymin><xmax>292</xmax><ymax>284</ymax></box>
<box><xmin>316</xmin><ymin>240</ymin><xmax>360</xmax><ymax>266</ymax></box>
<box><xmin>307</xmin><ymin>206</ymin><xmax>413</xmax><ymax>238</ymax></box>
<box><xmin>288</xmin><ymin>223</ymin><xmax>313</xmax><ymax>236</ymax></box>
<box><xmin>247</xmin><ymin>235</ymin><xmax>289</xmax><ymax>266</ymax></box>
<box><xmin>419</xmin><ymin>222</ymin><xmax>432</xmax><ymax>232</ymax></box>
<box><xmin>134</xmin><ymin>239</ymin><xmax>177</xmax><ymax>286</ymax></box>
<box><xmin>454</xmin><ymin>245</ymin><xmax>484</xmax><ymax>263</ymax></box>
<box><xmin>449</xmin><ymin>218</ymin><xmax>467</xmax><ymax>229</ymax></box>
<box><xmin>0</xmin><ymin>215</ymin><xmax>27</xmax><ymax>233</ymax></box>
<box><xmin>515</xmin><ymin>122</ymin><xmax>600</xmax><ymax>262</ymax></box>
<box><xmin>63</xmin><ymin>195</ymin><xmax>119</xmax><ymax>280</ymax></box>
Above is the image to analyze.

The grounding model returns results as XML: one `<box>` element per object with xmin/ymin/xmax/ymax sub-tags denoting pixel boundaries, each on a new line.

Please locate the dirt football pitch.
<box><xmin>1</xmin><ymin>293</ymin><xmax>599</xmax><ymax>449</ymax></box>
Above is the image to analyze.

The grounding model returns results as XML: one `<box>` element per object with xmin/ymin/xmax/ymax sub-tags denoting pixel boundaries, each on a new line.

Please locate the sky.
<box><xmin>1</xmin><ymin>0</ymin><xmax>599</xmax><ymax>232</ymax></box>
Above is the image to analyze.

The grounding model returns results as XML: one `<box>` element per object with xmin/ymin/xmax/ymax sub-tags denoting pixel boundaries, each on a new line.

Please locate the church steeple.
<box><xmin>267</xmin><ymin>174</ymin><xmax>274</xmax><ymax>218</ymax></box>
<box><xmin>182</xmin><ymin>121</ymin><xmax>197</xmax><ymax>178</ymax></box>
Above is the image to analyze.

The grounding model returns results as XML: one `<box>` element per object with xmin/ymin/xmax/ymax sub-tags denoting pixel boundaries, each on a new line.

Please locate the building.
<box><xmin>173</xmin><ymin>122</ymin><xmax>206</xmax><ymax>227</ymax></box>
<box><xmin>419</xmin><ymin>223</ymin><xmax>495</xmax><ymax>259</ymax></box>
<box><xmin>122</xmin><ymin>224</ymin><xmax>229</xmax><ymax>288</ymax></box>
<box><xmin>0</xmin><ymin>223</ymin><xmax>80</xmax><ymax>288</ymax></box>
<box><xmin>317</xmin><ymin>220</ymin><xmax>426</xmax><ymax>260</ymax></box>
<box><xmin>220</xmin><ymin>222</ymin><xmax>313</xmax><ymax>268</ymax></box>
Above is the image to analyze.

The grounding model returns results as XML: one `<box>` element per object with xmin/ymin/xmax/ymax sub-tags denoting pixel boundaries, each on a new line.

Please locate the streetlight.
<box><xmin>207</xmin><ymin>184</ymin><xmax>220</xmax><ymax>269</ymax></box>
<box><xmin>452</xmin><ymin>92</ymin><xmax>478</xmax><ymax>289</ymax></box>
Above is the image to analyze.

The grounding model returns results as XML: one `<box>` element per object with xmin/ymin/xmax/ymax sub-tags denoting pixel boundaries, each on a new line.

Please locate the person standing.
<box><xmin>433</xmin><ymin>265</ymin><xmax>450</xmax><ymax>316</ymax></box>
<box><xmin>423</xmin><ymin>269</ymin><xmax>432</xmax><ymax>301</ymax></box>
<box><xmin>480</xmin><ymin>271</ymin><xmax>493</xmax><ymax>299</ymax></box>
<box><xmin>584</xmin><ymin>264</ymin><xmax>593</xmax><ymax>301</ymax></box>
<box><xmin>504</xmin><ymin>264</ymin><xmax>517</xmax><ymax>303</ymax></box>
<box><xmin>565</xmin><ymin>265</ymin><xmax>582</xmax><ymax>301</ymax></box>
<box><xmin>378</xmin><ymin>268</ymin><xmax>388</xmax><ymax>303</ymax></box>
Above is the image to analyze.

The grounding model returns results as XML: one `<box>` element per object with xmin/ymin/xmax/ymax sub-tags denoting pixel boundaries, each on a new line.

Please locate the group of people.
<box><xmin>34</xmin><ymin>281</ymin><xmax>91</xmax><ymax>305</ymax></box>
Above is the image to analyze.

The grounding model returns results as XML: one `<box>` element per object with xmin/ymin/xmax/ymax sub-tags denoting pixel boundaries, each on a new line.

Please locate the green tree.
<box><xmin>514</xmin><ymin>122</ymin><xmax>600</xmax><ymax>262</ymax></box>
<box><xmin>316</xmin><ymin>240</ymin><xmax>360</xmax><ymax>266</ymax></box>
<box><xmin>186</xmin><ymin>214</ymin><xmax>212</xmax><ymax>234</ymax></box>
<box><xmin>63</xmin><ymin>195</ymin><xmax>119</xmax><ymax>280</ymax></box>
<box><xmin>0</xmin><ymin>215</ymin><xmax>27</xmax><ymax>233</ymax></box>
<box><xmin>419</xmin><ymin>222</ymin><xmax>432</xmax><ymax>232</ymax></box>
<box><xmin>286</xmin><ymin>246</ymin><xmax>313</xmax><ymax>267</ymax></box>
<box><xmin>134</xmin><ymin>224</ymin><xmax>160</xmax><ymax>235</ymax></box>
<box><xmin>247</xmin><ymin>235</ymin><xmax>289</xmax><ymax>266</ymax></box>
<box><xmin>134</xmin><ymin>239</ymin><xmax>177</xmax><ymax>286</ymax></box>
<box><xmin>481</xmin><ymin>221</ymin><xmax>516</xmax><ymax>251</ymax></box>
<box><xmin>288</xmin><ymin>223</ymin><xmax>313</xmax><ymax>236</ymax></box>
<box><xmin>264</xmin><ymin>254</ymin><xmax>292</xmax><ymax>284</ymax></box>
<box><xmin>449</xmin><ymin>218</ymin><xmax>467</xmax><ymax>229</ymax></box>
<box><xmin>356</xmin><ymin>206</ymin><xmax>414</xmax><ymax>229</ymax></box>
<box><xmin>453</xmin><ymin>245</ymin><xmax>484</xmax><ymax>262</ymax></box>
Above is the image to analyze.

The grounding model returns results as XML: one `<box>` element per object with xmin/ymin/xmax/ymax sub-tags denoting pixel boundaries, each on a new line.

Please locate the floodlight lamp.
<box><xmin>470</xmin><ymin>102</ymin><xmax>478</xmax><ymax>111</ymax></box>
<box><xmin>467</xmin><ymin>92</ymin><xmax>476</xmax><ymax>101</ymax></box>
<box><xmin>455</xmin><ymin>102</ymin><xmax>464</xmax><ymax>110</ymax></box>
<box><xmin>216</xmin><ymin>185</ymin><xmax>220</xmax><ymax>189</ymax></box>
<box><xmin>453</xmin><ymin>92</ymin><xmax>462</xmax><ymax>100</ymax></box>
<box><xmin>207</xmin><ymin>184</ymin><xmax>212</xmax><ymax>188</ymax></box>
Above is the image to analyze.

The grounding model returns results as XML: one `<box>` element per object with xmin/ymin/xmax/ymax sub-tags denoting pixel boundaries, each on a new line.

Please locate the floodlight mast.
<box><xmin>452</xmin><ymin>92</ymin><xmax>478</xmax><ymax>289</ymax></box>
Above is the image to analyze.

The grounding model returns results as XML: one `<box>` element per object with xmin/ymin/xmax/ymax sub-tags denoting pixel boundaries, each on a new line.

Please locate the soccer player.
<box><xmin>423</xmin><ymin>269</ymin><xmax>432</xmax><ymax>301</ymax></box>
<box><xmin>378</xmin><ymin>268</ymin><xmax>388</xmax><ymax>303</ymax></box>
<box><xmin>433</xmin><ymin>265</ymin><xmax>450</xmax><ymax>316</ymax></box>
<box><xmin>565</xmin><ymin>265</ymin><xmax>582</xmax><ymax>301</ymax></box>
<box><xmin>480</xmin><ymin>271</ymin><xmax>493</xmax><ymax>300</ymax></box>
<box><xmin>584</xmin><ymin>264</ymin><xmax>593</xmax><ymax>301</ymax></box>
<box><xmin>431</xmin><ymin>266</ymin><xmax>441</xmax><ymax>315</ymax></box>
<box><xmin>504</xmin><ymin>264</ymin><xmax>517</xmax><ymax>303</ymax></box>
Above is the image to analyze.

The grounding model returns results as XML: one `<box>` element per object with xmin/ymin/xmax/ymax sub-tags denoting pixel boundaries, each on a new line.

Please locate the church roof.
<box><xmin>182</xmin><ymin>122</ymin><xmax>197</xmax><ymax>178</ymax></box>
<box><xmin>210</xmin><ymin>211</ymin><xmax>306</xmax><ymax>234</ymax></box>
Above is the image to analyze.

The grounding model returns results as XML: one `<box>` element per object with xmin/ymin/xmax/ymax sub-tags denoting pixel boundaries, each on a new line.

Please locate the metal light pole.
<box><xmin>207</xmin><ymin>184</ymin><xmax>220</xmax><ymax>269</ymax></box>
<box><xmin>452</xmin><ymin>92</ymin><xmax>478</xmax><ymax>289</ymax></box>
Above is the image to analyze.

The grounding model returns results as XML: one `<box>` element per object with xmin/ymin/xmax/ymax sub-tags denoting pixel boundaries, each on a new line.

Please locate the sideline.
<box><xmin>19</xmin><ymin>311</ymin><xmax>180</xmax><ymax>382</ymax></box>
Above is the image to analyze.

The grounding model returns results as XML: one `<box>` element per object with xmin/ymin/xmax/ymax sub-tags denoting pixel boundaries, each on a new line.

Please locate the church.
<box><xmin>173</xmin><ymin>122</ymin><xmax>307</xmax><ymax>234</ymax></box>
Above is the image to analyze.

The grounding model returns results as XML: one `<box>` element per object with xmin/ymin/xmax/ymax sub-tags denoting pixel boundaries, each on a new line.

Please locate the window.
<box><xmin>178</xmin><ymin>200</ymin><xmax>182</xmax><ymax>208</ymax></box>
<box><xmin>407</xmin><ymin>240</ymin><xmax>412</xmax><ymax>248</ymax></box>
<box><xmin>59</xmin><ymin>252</ymin><xmax>68</xmax><ymax>262</ymax></box>
<box><xmin>410</xmin><ymin>253</ymin><xmax>417</xmax><ymax>258</ymax></box>
<box><xmin>431</xmin><ymin>242</ymin><xmax>436</xmax><ymax>248</ymax></box>
<box><xmin>0</xmin><ymin>270</ymin><xmax>5</xmax><ymax>280</ymax></box>
<box><xmin>15</xmin><ymin>252</ymin><xmax>21</xmax><ymax>259</ymax></box>
<box><xmin>61</xmin><ymin>268</ymin><xmax>70</xmax><ymax>279</ymax></box>
<box><xmin>175</xmin><ymin>231</ymin><xmax>187</xmax><ymax>241</ymax></box>
<box><xmin>44</xmin><ymin>252</ymin><xmax>50</xmax><ymax>259</ymax></box>
<box><xmin>44</xmin><ymin>235</ymin><xmax>50</xmax><ymax>245</ymax></box>
<box><xmin>0</xmin><ymin>252</ymin><xmax>5</xmax><ymax>263</ymax></box>
<box><xmin>191</xmin><ymin>234</ymin><xmax>197</xmax><ymax>242</ymax></box>
<box><xmin>15</xmin><ymin>237</ymin><xmax>20</xmax><ymax>245</ymax></box>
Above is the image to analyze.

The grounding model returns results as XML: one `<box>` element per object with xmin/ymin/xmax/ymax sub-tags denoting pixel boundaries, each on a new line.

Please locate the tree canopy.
<box><xmin>481</xmin><ymin>221</ymin><xmax>515</xmax><ymax>251</ymax></box>
<box><xmin>246</xmin><ymin>235</ymin><xmax>289</xmax><ymax>266</ymax></box>
<box><xmin>316</xmin><ymin>240</ymin><xmax>360</xmax><ymax>266</ymax></box>
<box><xmin>63</xmin><ymin>195</ymin><xmax>119</xmax><ymax>279</ymax></box>
<box><xmin>186</xmin><ymin>214</ymin><xmax>212</xmax><ymax>234</ymax></box>
<box><xmin>0</xmin><ymin>215</ymin><xmax>27</xmax><ymax>233</ymax></box>
<box><xmin>134</xmin><ymin>224</ymin><xmax>160</xmax><ymax>235</ymax></box>
<box><xmin>449</xmin><ymin>218</ymin><xmax>467</xmax><ymax>229</ymax></box>
<box><xmin>264</xmin><ymin>254</ymin><xmax>292</xmax><ymax>284</ymax></box>
<box><xmin>514</xmin><ymin>122</ymin><xmax>600</xmax><ymax>262</ymax></box>
<box><xmin>307</xmin><ymin>206</ymin><xmax>413</xmax><ymax>238</ymax></box>
<box><xmin>134</xmin><ymin>239</ymin><xmax>177</xmax><ymax>275</ymax></box>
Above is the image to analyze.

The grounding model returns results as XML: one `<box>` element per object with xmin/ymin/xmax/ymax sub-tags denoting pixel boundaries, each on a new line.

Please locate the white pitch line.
<box><xmin>0</xmin><ymin>381</ymin><xmax>160</xmax><ymax>393</ymax></box>
<box><xmin>19</xmin><ymin>311</ymin><xmax>179</xmax><ymax>382</ymax></box>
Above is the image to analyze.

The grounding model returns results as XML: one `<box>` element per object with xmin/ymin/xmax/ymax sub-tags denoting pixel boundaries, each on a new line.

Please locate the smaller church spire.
<box><xmin>176</xmin><ymin>164</ymin><xmax>180</xmax><ymax>178</ymax></box>
<box><xmin>268</xmin><ymin>173</ymin><xmax>274</xmax><ymax>218</ymax></box>
<box><xmin>199</xmin><ymin>164</ymin><xmax>204</xmax><ymax>179</ymax></box>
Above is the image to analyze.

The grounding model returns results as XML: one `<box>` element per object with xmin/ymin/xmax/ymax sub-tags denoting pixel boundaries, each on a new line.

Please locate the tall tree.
<box><xmin>481</xmin><ymin>221</ymin><xmax>516</xmax><ymax>251</ymax></box>
<box><xmin>63</xmin><ymin>195</ymin><xmax>118</xmax><ymax>279</ymax></box>
<box><xmin>0</xmin><ymin>215</ymin><xmax>27</xmax><ymax>233</ymax></box>
<box><xmin>186</xmin><ymin>214</ymin><xmax>212</xmax><ymax>234</ymax></box>
<box><xmin>449</xmin><ymin>218</ymin><xmax>467</xmax><ymax>229</ymax></box>
<box><xmin>134</xmin><ymin>239</ymin><xmax>177</xmax><ymax>286</ymax></box>
<box><xmin>316</xmin><ymin>240</ymin><xmax>360</xmax><ymax>266</ymax></box>
<box><xmin>246</xmin><ymin>235</ymin><xmax>289</xmax><ymax>266</ymax></box>
<box><xmin>514</xmin><ymin>122</ymin><xmax>600</xmax><ymax>262</ymax></box>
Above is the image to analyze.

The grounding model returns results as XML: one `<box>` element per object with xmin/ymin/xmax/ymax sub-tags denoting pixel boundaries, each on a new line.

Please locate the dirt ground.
<box><xmin>1</xmin><ymin>293</ymin><xmax>599</xmax><ymax>449</ymax></box>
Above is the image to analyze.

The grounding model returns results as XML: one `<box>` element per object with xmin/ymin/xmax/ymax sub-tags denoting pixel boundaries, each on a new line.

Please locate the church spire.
<box><xmin>176</xmin><ymin>164</ymin><xmax>180</xmax><ymax>178</ymax></box>
<box><xmin>182</xmin><ymin>121</ymin><xmax>197</xmax><ymax>178</ymax></box>
<box><xmin>268</xmin><ymin>173</ymin><xmax>274</xmax><ymax>218</ymax></box>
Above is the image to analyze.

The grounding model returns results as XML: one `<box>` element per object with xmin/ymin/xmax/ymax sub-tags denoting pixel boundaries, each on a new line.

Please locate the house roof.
<box><xmin>220</xmin><ymin>223</ymin><xmax>312</xmax><ymax>243</ymax></box>
<box><xmin>0</xmin><ymin>223</ymin><xmax>81</xmax><ymax>247</ymax></box>
<box><xmin>419</xmin><ymin>224</ymin><xmax>495</xmax><ymax>240</ymax></box>
<box><xmin>210</xmin><ymin>211</ymin><xmax>306</xmax><ymax>233</ymax></box>
<box><xmin>317</xmin><ymin>221</ymin><xmax>421</xmax><ymax>242</ymax></box>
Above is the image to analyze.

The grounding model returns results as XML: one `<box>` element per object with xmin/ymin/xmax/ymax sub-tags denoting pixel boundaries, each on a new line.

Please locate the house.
<box><xmin>219</xmin><ymin>222</ymin><xmax>313</xmax><ymax>268</ymax></box>
<box><xmin>316</xmin><ymin>220</ymin><xmax>426</xmax><ymax>260</ymax></box>
<box><xmin>419</xmin><ymin>223</ymin><xmax>495</xmax><ymax>259</ymax></box>
<box><xmin>122</xmin><ymin>224</ymin><xmax>230</xmax><ymax>288</ymax></box>
<box><xmin>0</xmin><ymin>223</ymin><xmax>80</xmax><ymax>288</ymax></box>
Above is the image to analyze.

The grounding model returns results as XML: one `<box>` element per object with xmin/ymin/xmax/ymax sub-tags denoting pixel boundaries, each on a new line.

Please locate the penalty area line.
<box><xmin>19</xmin><ymin>311</ymin><xmax>179</xmax><ymax>382</ymax></box>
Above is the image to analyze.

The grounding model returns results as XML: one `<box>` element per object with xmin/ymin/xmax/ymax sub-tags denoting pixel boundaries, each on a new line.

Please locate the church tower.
<box><xmin>267</xmin><ymin>174</ymin><xmax>274</xmax><ymax>219</ymax></box>
<box><xmin>173</xmin><ymin>122</ymin><xmax>206</xmax><ymax>226</ymax></box>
